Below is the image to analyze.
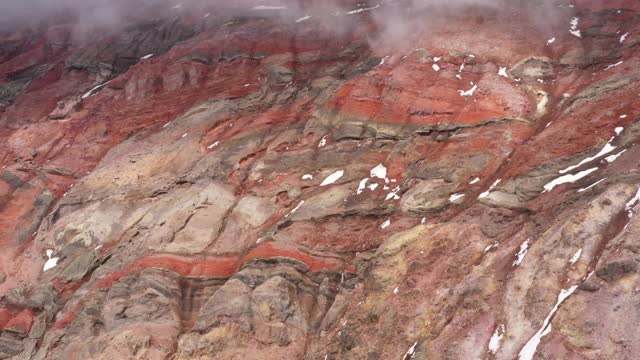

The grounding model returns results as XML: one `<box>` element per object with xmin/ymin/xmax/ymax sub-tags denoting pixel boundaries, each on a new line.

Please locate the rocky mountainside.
<box><xmin>0</xmin><ymin>0</ymin><xmax>639</xmax><ymax>358</ymax></box>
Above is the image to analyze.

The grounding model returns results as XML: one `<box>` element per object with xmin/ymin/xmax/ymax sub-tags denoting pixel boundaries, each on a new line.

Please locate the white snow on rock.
<box><xmin>498</xmin><ymin>67</ymin><xmax>508</xmax><ymax>77</ymax></box>
<box><xmin>625</xmin><ymin>188</ymin><xmax>640</xmax><ymax>212</ymax></box>
<box><xmin>370</xmin><ymin>163</ymin><xmax>387</xmax><ymax>179</ymax></box>
<box><xmin>620</xmin><ymin>114</ymin><xmax>627</xmax><ymax>119</ymax></box>
<box><xmin>405</xmin><ymin>341</ymin><xmax>418</xmax><ymax>359</ymax></box>
<box><xmin>559</xmin><ymin>128</ymin><xmax>622</xmax><ymax>174</ymax></box>
<box><xmin>346</xmin><ymin>4</ymin><xmax>380</xmax><ymax>14</ymax></box>
<box><xmin>544</xmin><ymin>167</ymin><xmax>599</xmax><ymax>192</ymax></box>
<box><xmin>489</xmin><ymin>324</ymin><xmax>505</xmax><ymax>354</ymax></box>
<box><xmin>320</xmin><ymin>170</ymin><xmax>344</xmax><ymax>186</ymax></box>
<box><xmin>620</xmin><ymin>32</ymin><xmax>629</xmax><ymax>43</ymax></box>
<box><xmin>380</xmin><ymin>219</ymin><xmax>391</xmax><ymax>229</ymax></box>
<box><xmin>170</xmin><ymin>4</ymin><xmax>183</xmax><ymax>10</ymax></box>
<box><xmin>604</xmin><ymin>61</ymin><xmax>623</xmax><ymax>71</ymax></box>
<box><xmin>605</xmin><ymin>150</ymin><xmax>626</xmax><ymax>163</ymax></box>
<box><xmin>369</xmin><ymin>183</ymin><xmax>379</xmax><ymax>191</ymax></box>
<box><xmin>163</xmin><ymin>121</ymin><xmax>172</xmax><ymax>128</ymax></box>
<box><xmin>140</xmin><ymin>53</ymin><xmax>154</xmax><ymax>60</ymax></box>
<box><xmin>385</xmin><ymin>186</ymin><xmax>401</xmax><ymax>201</ymax></box>
<box><xmin>207</xmin><ymin>141</ymin><xmax>220</xmax><ymax>149</ymax></box>
<box><xmin>318</xmin><ymin>135</ymin><xmax>327</xmax><ymax>147</ymax></box>
<box><xmin>577</xmin><ymin>178</ymin><xmax>606</xmax><ymax>193</ymax></box>
<box><xmin>181</xmin><ymin>132</ymin><xmax>188</xmax><ymax>138</ymax></box>
<box><xmin>518</xmin><ymin>285</ymin><xmax>579</xmax><ymax>360</ymax></box>
<box><xmin>513</xmin><ymin>239</ymin><xmax>530</xmax><ymax>266</ymax></box>
<box><xmin>546</xmin><ymin>37</ymin><xmax>556</xmax><ymax>45</ymax></box>
<box><xmin>357</xmin><ymin>178</ymin><xmax>369</xmax><ymax>194</ymax></box>
<box><xmin>203</xmin><ymin>12</ymin><xmax>210</xmax><ymax>18</ymax></box>
<box><xmin>393</xmin><ymin>287</ymin><xmax>399</xmax><ymax>295</ymax></box>
<box><xmin>43</xmin><ymin>249</ymin><xmax>59</xmax><ymax>272</ymax></box>
<box><xmin>81</xmin><ymin>81</ymin><xmax>110</xmax><ymax>99</ymax></box>
<box><xmin>479</xmin><ymin>179</ymin><xmax>502</xmax><ymax>198</ymax></box>
<box><xmin>569</xmin><ymin>17</ymin><xmax>581</xmax><ymax>37</ymax></box>
<box><xmin>484</xmin><ymin>241</ymin><xmax>498</xmax><ymax>253</ymax></box>
<box><xmin>458</xmin><ymin>83</ymin><xmax>478</xmax><ymax>97</ymax></box>
<box><xmin>569</xmin><ymin>248</ymin><xmax>582</xmax><ymax>265</ymax></box>
<box><xmin>469</xmin><ymin>177</ymin><xmax>481</xmax><ymax>185</ymax></box>
<box><xmin>285</xmin><ymin>200</ymin><xmax>304</xmax><ymax>217</ymax></box>
<box><xmin>301</xmin><ymin>174</ymin><xmax>313</xmax><ymax>180</ymax></box>
<box><xmin>296</xmin><ymin>15</ymin><xmax>312</xmax><ymax>22</ymax></box>
<box><xmin>449</xmin><ymin>193</ymin><xmax>465</xmax><ymax>202</ymax></box>
<box><xmin>432</xmin><ymin>63</ymin><xmax>440</xmax><ymax>72</ymax></box>
<box><xmin>252</xmin><ymin>5</ymin><xmax>288</xmax><ymax>10</ymax></box>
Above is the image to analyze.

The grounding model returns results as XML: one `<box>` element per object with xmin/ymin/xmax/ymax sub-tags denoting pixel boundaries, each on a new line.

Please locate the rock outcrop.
<box><xmin>1</xmin><ymin>0</ymin><xmax>640</xmax><ymax>359</ymax></box>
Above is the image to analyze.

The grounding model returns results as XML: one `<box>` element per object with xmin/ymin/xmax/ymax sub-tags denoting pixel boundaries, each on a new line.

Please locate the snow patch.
<box><xmin>498</xmin><ymin>67</ymin><xmax>508</xmax><ymax>77</ymax></box>
<box><xmin>252</xmin><ymin>5</ymin><xmax>288</xmax><ymax>10</ymax></box>
<box><xmin>620</xmin><ymin>32</ymin><xmax>629</xmax><ymax>43</ymax></box>
<box><xmin>405</xmin><ymin>341</ymin><xmax>418</xmax><ymax>359</ymax></box>
<box><xmin>43</xmin><ymin>249</ymin><xmax>59</xmax><ymax>272</ymax></box>
<box><xmin>432</xmin><ymin>63</ymin><xmax>440</xmax><ymax>72</ymax></box>
<box><xmin>569</xmin><ymin>17</ymin><xmax>581</xmax><ymax>37</ymax></box>
<box><xmin>479</xmin><ymin>179</ymin><xmax>502</xmax><ymax>198</ymax></box>
<box><xmin>380</xmin><ymin>219</ymin><xmax>391</xmax><ymax>229</ymax></box>
<box><xmin>449</xmin><ymin>193</ymin><xmax>465</xmax><ymax>202</ymax></box>
<box><xmin>301</xmin><ymin>174</ymin><xmax>313</xmax><ymax>180</ymax></box>
<box><xmin>81</xmin><ymin>81</ymin><xmax>110</xmax><ymax>99</ymax></box>
<box><xmin>346</xmin><ymin>4</ymin><xmax>380</xmax><ymax>14</ymax></box>
<box><xmin>513</xmin><ymin>239</ymin><xmax>530</xmax><ymax>266</ymax></box>
<box><xmin>605</xmin><ymin>150</ymin><xmax>626</xmax><ymax>163</ymax></box>
<box><xmin>546</xmin><ymin>37</ymin><xmax>556</xmax><ymax>45</ymax></box>
<box><xmin>357</xmin><ymin>178</ymin><xmax>369</xmax><ymax>194</ymax></box>
<box><xmin>370</xmin><ymin>163</ymin><xmax>387</xmax><ymax>179</ymax></box>
<box><xmin>577</xmin><ymin>178</ymin><xmax>606</xmax><ymax>193</ymax></box>
<box><xmin>604</xmin><ymin>61</ymin><xmax>623</xmax><ymax>71</ymax></box>
<box><xmin>559</xmin><ymin>128</ymin><xmax>622</xmax><ymax>174</ymax></box>
<box><xmin>484</xmin><ymin>241</ymin><xmax>498</xmax><ymax>253</ymax></box>
<box><xmin>385</xmin><ymin>186</ymin><xmax>401</xmax><ymax>201</ymax></box>
<box><xmin>296</xmin><ymin>15</ymin><xmax>312</xmax><ymax>22</ymax></box>
<box><xmin>625</xmin><ymin>188</ymin><xmax>640</xmax><ymax>212</ymax></box>
<box><xmin>458</xmin><ymin>83</ymin><xmax>478</xmax><ymax>97</ymax></box>
<box><xmin>318</xmin><ymin>135</ymin><xmax>327</xmax><ymax>147</ymax></box>
<box><xmin>320</xmin><ymin>170</ymin><xmax>344</xmax><ymax>186</ymax></box>
<box><xmin>569</xmin><ymin>248</ymin><xmax>582</xmax><ymax>265</ymax></box>
<box><xmin>488</xmin><ymin>324</ymin><xmax>505</xmax><ymax>354</ymax></box>
<box><xmin>286</xmin><ymin>200</ymin><xmax>304</xmax><ymax>217</ymax></box>
<box><xmin>140</xmin><ymin>53</ymin><xmax>154</xmax><ymax>60</ymax></box>
<box><xmin>544</xmin><ymin>167</ymin><xmax>599</xmax><ymax>192</ymax></box>
<box><xmin>469</xmin><ymin>177</ymin><xmax>480</xmax><ymax>185</ymax></box>
<box><xmin>207</xmin><ymin>141</ymin><xmax>220</xmax><ymax>149</ymax></box>
<box><xmin>518</xmin><ymin>286</ymin><xmax>579</xmax><ymax>360</ymax></box>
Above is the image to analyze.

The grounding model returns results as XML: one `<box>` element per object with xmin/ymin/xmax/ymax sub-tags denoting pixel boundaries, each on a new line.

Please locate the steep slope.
<box><xmin>1</xmin><ymin>0</ymin><xmax>640</xmax><ymax>359</ymax></box>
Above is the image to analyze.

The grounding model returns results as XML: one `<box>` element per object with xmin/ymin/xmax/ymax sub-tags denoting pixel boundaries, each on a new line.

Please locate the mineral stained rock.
<box><xmin>1</xmin><ymin>0</ymin><xmax>640</xmax><ymax>359</ymax></box>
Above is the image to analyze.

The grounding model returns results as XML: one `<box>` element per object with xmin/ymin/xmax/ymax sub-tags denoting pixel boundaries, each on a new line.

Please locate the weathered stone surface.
<box><xmin>1</xmin><ymin>1</ymin><xmax>640</xmax><ymax>359</ymax></box>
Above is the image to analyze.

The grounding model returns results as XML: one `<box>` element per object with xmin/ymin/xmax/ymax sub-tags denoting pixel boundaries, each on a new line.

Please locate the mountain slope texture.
<box><xmin>0</xmin><ymin>0</ymin><xmax>639</xmax><ymax>359</ymax></box>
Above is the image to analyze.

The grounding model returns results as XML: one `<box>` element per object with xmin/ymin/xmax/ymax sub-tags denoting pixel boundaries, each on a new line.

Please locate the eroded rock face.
<box><xmin>1</xmin><ymin>0</ymin><xmax>640</xmax><ymax>359</ymax></box>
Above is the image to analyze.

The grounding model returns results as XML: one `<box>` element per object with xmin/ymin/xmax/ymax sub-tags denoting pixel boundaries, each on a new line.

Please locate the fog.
<box><xmin>0</xmin><ymin>0</ymin><xmax>570</xmax><ymax>44</ymax></box>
